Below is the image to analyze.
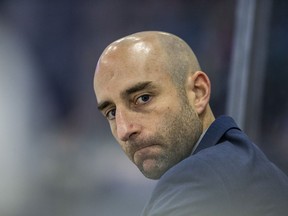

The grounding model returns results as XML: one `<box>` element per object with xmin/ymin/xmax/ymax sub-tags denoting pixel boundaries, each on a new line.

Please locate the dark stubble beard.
<box><xmin>139</xmin><ymin>100</ymin><xmax>203</xmax><ymax>179</ymax></box>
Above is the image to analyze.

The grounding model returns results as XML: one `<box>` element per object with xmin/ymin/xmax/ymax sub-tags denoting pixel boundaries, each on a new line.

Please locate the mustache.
<box><xmin>128</xmin><ymin>136</ymin><xmax>162</xmax><ymax>151</ymax></box>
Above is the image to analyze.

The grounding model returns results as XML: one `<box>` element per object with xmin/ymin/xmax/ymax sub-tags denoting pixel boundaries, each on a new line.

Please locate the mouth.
<box><xmin>133</xmin><ymin>144</ymin><xmax>158</xmax><ymax>164</ymax></box>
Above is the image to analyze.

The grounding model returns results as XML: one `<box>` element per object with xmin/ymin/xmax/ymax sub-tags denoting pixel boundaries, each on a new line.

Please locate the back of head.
<box><xmin>152</xmin><ymin>31</ymin><xmax>201</xmax><ymax>88</ymax></box>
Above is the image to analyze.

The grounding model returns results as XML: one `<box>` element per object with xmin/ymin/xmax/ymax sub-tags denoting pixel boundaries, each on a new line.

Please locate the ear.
<box><xmin>186</xmin><ymin>71</ymin><xmax>211</xmax><ymax>115</ymax></box>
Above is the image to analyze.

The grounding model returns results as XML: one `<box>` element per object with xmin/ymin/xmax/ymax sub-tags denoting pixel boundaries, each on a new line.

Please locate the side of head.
<box><xmin>94</xmin><ymin>31</ymin><xmax>215</xmax><ymax>179</ymax></box>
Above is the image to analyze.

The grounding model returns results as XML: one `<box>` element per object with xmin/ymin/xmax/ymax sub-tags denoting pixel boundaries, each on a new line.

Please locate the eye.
<box><xmin>135</xmin><ymin>94</ymin><xmax>151</xmax><ymax>105</ymax></box>
<box><xmin>106</xmin><ymin>109</ymin><xmax>116</xmax><ymax>120</ymax></box>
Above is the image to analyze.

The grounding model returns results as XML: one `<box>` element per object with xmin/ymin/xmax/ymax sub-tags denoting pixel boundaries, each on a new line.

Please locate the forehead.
<box><xmin>94</xmin><ymin>41</ymin><xmax>172</xmax><ymax>101</ymax></box>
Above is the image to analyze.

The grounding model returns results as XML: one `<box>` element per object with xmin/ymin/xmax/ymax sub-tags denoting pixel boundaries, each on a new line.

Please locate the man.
<box><xmin>93</xmin><ymin>31</ymin><xmax>288</xmax><ymax>216</ymax></box>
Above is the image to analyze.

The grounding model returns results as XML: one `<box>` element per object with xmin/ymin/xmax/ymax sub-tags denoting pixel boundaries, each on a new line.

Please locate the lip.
<box><xmin>134</xmin><ymin>143</ymin><xmax>154</xmax><ymax>153</ymax></box>
<box><xmin>133</xmin><ymin>144</ymin><xmax>156</xmax><ymax>161</ymax></box>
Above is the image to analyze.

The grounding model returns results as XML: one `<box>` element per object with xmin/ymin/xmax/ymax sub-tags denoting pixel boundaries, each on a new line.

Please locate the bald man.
<box><xmin>93</xmin><ymin>31</ymin><xmax>288</xmax><ymax>216</ymax></box>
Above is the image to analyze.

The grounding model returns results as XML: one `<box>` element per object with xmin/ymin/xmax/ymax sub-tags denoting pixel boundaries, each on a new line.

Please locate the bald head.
<box><xmin>94</xmin><ymin>31</ymin><xmax>214</xmax><ymax>179</ymax></box>
<box><xmin>95</xmin><ymin>31</ymin><xmax>201</xmax><ymax>90</ymax></box>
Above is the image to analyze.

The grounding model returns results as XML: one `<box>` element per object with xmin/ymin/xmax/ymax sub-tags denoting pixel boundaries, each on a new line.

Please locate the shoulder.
<box><xmin>142</xmin><ymin>151</ymin><xmax>234</xmax><ymax>216</ymax></box>
<box><xmin>142</xmin><ymin>134</ymin><xmax>288</xmax><ymax>216</ymax></box>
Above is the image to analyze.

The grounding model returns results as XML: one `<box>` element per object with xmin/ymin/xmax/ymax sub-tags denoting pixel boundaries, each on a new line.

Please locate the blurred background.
<box><xmin>0</xmin><ymin>0</ymin><xmax>287</xmax><ymax>215</ymax></box>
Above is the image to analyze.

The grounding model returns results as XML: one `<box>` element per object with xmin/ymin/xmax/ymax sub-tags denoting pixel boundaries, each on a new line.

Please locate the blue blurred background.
<box><xmin>0</xmin><ymin>0</ymin><xmax>287</xmax><ymax>215</ymax></box>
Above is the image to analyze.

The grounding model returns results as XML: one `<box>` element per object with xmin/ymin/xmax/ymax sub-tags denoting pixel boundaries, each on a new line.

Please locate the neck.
<box><xmin>201</xmin><ymin>105</ymin><xmax>215</xmax><ymax>132</ymax></box>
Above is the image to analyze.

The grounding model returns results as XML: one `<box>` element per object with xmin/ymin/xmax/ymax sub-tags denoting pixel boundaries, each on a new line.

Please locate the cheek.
<box><xmin>157</xmin><ymin>104</ymin><xmax>181</xmax><ymax>120</ymax></box>
<box><xmin>119</xmin><ymin>142</ymin><xmax>134</xmax><ymax>161</ymax></box>
<box><xmin>110</xmin><ymin>125</ymin><xmax>133</xmax><ymax>159</ymax></box>
<box><xmin>109</xmin><ymin>123</ymin><xmax>117</xmax><ymax>138</ymax></box>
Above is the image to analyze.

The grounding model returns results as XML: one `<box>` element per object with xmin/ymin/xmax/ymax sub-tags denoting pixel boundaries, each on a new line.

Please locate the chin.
<box><xmin>141</xmin><ymin>167</ymin><xmax>168</xmax><ymax>180</ymax></box>
<box><xmin>143</xmin><ymin>171</ymin><xmax>162</xmax><ymax>180</ymax></box>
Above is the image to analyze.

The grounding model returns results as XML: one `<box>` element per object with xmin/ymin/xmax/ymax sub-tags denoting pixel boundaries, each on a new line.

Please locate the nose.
<box><xmin>115</xmin><ymin>109</ymin><xmax>140</xmax><ymax>141</ymax></box>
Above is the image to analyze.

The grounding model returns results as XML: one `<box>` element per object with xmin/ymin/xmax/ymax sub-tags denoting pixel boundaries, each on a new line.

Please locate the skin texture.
<box><xmin>94</xmin><ymin>31</ymin><xmax>215</xmax><ymax>179</ymax></box>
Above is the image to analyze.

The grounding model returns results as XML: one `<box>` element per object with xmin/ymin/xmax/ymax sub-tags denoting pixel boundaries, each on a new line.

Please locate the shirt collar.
<box><xmin>191</xmin><ymin>129</ymin><xmax>207</xmax><ymax>155</ymax></box>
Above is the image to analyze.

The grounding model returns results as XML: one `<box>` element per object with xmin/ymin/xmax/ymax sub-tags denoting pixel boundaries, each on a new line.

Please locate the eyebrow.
<box><xmin>123</xmin><ymin>81</ymin><xmax>153</xmax><ymax>96</ymax></box>
<box><xmin>97</xmin><ymin>81</ymin><xmax>153</xmax><ymax>111</ymax></box>
<box><xmin>97</xmin><ymin>100</ymin><xmax>111</xmax><ymax>112</ymax></box>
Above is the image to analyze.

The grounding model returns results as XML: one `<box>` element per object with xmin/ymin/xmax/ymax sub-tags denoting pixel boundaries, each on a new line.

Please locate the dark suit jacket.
<box><xmin>141</xmin><ymin>116</ymin><xmax>288</xmax><ymax>216</ymax></box>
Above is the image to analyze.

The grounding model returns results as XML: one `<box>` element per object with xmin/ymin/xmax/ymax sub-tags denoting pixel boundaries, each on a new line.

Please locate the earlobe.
<box><xmin>186</xmin><ymin>71</ymin><xmax>211</xmax><ymax>115</ymax></box>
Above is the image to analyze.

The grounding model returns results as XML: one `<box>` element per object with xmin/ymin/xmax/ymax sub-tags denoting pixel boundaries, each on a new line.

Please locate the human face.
<box><xmin>94</xmin><ymin>42</ymin><xmax>202</xmax><ymax>179</ymax></box>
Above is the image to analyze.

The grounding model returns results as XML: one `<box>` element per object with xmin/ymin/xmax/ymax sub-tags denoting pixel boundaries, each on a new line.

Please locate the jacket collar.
<box><xmin>193</xmin><ymin>115</ymin><xmax>241</xmax><ymax>154</ymax></box>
